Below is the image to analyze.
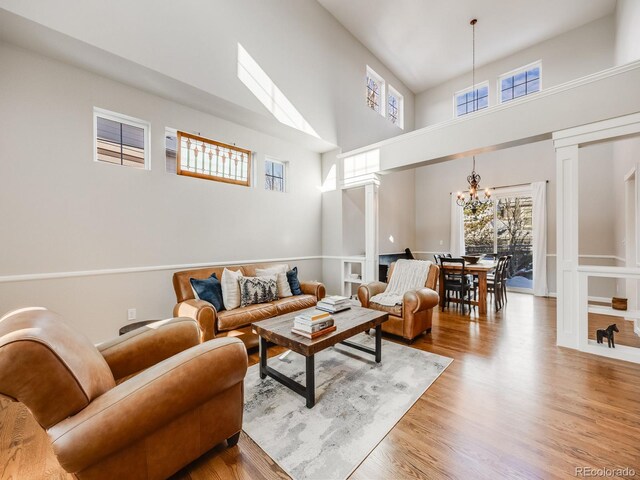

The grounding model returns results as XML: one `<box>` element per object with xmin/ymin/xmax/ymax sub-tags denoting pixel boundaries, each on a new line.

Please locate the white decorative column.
<box><xmin>364</xmin><ymin>179</ymin><xmax>379</xmax><ymax>283</ymax></box>
<box><xmin>555</xmin><ymin>144</ymin><xmax>580</xmax><ymax>349</ymax></box>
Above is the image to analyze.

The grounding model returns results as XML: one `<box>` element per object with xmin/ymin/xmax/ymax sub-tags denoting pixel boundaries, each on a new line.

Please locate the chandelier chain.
<box><xmin>456</xmin><ymin>18</ymin><xmax>491</xmax><ymax>214</ymax></box>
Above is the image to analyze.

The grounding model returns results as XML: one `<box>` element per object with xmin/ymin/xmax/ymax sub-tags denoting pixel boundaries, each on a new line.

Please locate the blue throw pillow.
<box><xmin>190</xmin><ymin>273</ymin><xmax>225</xmax><ymax>311</ymax></box>
<box><xmin>286</xmin><ymin>267</ymin><xmax>303</xmax><ymax>295</ymax></box>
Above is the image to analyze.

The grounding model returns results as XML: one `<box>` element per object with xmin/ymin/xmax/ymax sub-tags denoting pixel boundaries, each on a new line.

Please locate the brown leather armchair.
<box><xmin>0</xmin><ymin>308</ymin><xmax>248</xmax><ymax>480</ymax></box>
<box><xmin>358</xmin><ymin>262</ymin><xmax>440</xmax><ymax>342</ymax></box>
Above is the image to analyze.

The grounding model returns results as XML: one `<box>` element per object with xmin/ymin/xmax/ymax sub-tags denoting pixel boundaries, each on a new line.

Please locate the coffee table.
<box><xmin>252</xmin><ymin>306</ymin><xmax>389</xmax><ymax>408</ymax></box>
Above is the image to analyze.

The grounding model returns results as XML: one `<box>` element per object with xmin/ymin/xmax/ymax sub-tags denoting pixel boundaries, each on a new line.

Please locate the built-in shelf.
<box><xmin>341</xmin><ymin>257</ymin><xmax>366</xmax><ymax>297</ymax></box>
<box><xmin>588</xmin><ymin>305</ymin><xmax>640</xmax><ymax>320</ymax></box>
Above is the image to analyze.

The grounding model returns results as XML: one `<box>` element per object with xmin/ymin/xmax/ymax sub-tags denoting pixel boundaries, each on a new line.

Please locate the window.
<box><xmin>343</xmin><ymin>149</ymin><xmax>380</xmax><ymax>186</ymax></box>
<box><xmin>499</xmin><ymin>62</ymin><xmax>541</xmax><ymax>103</ymax></box>
<box><xmin>94</xmin><ymin>108</ymin><xmax>149</xmax><ymax>169</ymax></box>
<box><xmin>165</xmin><ymin>128</ymin><xmax>177</xmax><ymax>173</ymax></box>
<box><xmin>387</xmin><ymin>85</ymin><xmax>404</xmax><ymax>129</ymax></box>
<box><xmin>265</xmin><ymin>158</ymin><xmax>286</xmax><ymax>192</ymax></box>
<box><xmin>366</xmin><ymin>66</ymin><xmax>385</xmax><ymax>116</ymax></box>
<box><xmin>177</xmin><ymin>131</ymin><xmax>251</xmax><ymax>186</ymax></box>
<box><xmin>463</xmin><ymin>192</ymin><xmax>534</xmax><ymax>291</ymax></box>
<box><xmin>454</xmin><ymin>82</ymin><xmax>489</xmax><ymax>117</ymax></box>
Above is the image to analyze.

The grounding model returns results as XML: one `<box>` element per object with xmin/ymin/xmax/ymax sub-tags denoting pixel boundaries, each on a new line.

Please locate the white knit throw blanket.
<box><xmin>370</xmin><ymin>259</ymin><xmax>431</xmax><ymax>306</ymax></box>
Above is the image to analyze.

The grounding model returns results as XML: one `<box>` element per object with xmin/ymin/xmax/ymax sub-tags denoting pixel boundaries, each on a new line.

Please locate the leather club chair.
<box><xmin>0</xmin><ymin>307</ymin><xmax>248</xmax><ymax>480</ymax></box>
<box><xmin>358</xmin><ymin>261</ymin><xmax>440</xmax><ymax>342</ymax></box>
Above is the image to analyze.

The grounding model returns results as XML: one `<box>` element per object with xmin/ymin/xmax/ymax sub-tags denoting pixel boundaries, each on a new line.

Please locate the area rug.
<box><xmin>243</xmin><ymin>333</ymin><xmax>452</xmax><ymax>480</ymax></box>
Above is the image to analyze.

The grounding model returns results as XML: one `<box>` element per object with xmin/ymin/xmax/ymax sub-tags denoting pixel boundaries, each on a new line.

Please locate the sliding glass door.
<box><xmin>464</xmin><ymin>191</ymin><xmax>534</xmax><ymax>292</ymax></box>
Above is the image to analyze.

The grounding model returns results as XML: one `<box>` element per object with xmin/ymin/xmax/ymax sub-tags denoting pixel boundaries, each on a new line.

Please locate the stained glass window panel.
<box><xmin>177</xmin><ymin>132</ymin><xmax>251</xmax><ymax>186</ymax></box>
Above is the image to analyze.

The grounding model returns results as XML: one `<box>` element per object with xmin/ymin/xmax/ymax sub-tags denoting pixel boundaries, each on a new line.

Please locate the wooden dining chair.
<box><xmin>488</xmin><ymin>256</ymin><xmax>508</xmax><ymax>311</ymax></box>
<box><xmin>441</xmin><ymin>257</ymin><xmax>475</xmax><ymax>314</ymax></box>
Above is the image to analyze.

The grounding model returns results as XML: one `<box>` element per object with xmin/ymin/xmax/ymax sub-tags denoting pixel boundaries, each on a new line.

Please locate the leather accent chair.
<box><xmin>358</xmin><ymin>262</ymin><xmax>440</xmax><ymax>342</ymax></box>
<box><xmin>0</xmin><ymin>308</ymin><xmax>248</xmax><ymax>480</ymax></box>
<box><xmin>173</xmin><ymin>263</ymin><xmax>326</xmax><ymax>349</ymax></box>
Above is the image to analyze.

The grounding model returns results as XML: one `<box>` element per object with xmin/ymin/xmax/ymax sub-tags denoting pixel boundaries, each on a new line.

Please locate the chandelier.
<box><xmin>456</xmin><ymin>155</ymin><xmax>491</xmax><ymax>214</ymax></box>
<box><xmin>456</xmin><ymin>18</ymin><xmax>491</xmax><ymax>214</ymax></box>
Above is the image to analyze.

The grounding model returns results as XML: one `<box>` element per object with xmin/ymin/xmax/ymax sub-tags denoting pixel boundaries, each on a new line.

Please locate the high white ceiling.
<box><xmin>318</xmin><ymin>0</ymin><xmax>617</xmax><ymax>93</ymax></box>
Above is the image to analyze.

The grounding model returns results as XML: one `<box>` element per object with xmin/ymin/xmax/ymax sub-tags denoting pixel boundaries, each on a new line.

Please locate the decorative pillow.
<box><xmin>239</xmin><ymin>275</ymin><xmax>278</xmax><ymax>307</ymax></box>
<box><xmin>255</xmin><ymin>265</ymin><xmax>292</xmax><ymax>298</ymax></box>
<box><xmin>189</xmin><ymin>274</ymin><xmax>225</xmax><ymax>312</ymax></box>
<box><xmin>286</xmin><ymin>267</ymin><xmax>303</xmax><ymax>295</ymax></box>
<box><xmin>221</xmin><ymin>268</ymin><xmax>243</xmax><ymax>310</ymax></box>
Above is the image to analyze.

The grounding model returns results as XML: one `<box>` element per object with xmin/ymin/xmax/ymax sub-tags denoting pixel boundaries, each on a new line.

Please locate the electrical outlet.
<box><xmin>127</xmin><ymin>308</ymin><xmax>137</xmax><ymax>321</ymax></box>
<box><xmin>439</xmin><ymin>240</ymin><xmax>444</xmax><ymax>245</ymax></box>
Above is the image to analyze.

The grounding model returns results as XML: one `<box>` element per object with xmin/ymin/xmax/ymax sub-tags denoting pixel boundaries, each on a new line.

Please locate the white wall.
<box><xmin>0</xmin><ymin>42</ymin><xmax>324</xmax><ymax>342</ymax></box>
<box><xmin>0</xmin><ymin>0</ymin><xmax>414</xmax><ymax>152</ymax></box>
<box><xmin>615</xmin><ymin>0</ymin><xmax>640</xmax><ymax>64</ymax></box>
<box><xmin>415</xmin><ymin>15</ymin><xmax>615</xmax><ymax>128</ymax></box>
<box><xmin>413</xmin><ymin>139</ymin><xmax>626</xmax><ymax>297</ymax></box>
<box><xmin>378</xmin><ymin>170</ymin><xmax>416</xmax><ymax>254</ymax></box>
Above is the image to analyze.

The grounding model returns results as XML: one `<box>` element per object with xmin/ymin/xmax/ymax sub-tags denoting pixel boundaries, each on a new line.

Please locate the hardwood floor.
<box><xmin>2</xmin><ymin>294</ymin><xmax>640</xmax><ymax>479</ymax></box>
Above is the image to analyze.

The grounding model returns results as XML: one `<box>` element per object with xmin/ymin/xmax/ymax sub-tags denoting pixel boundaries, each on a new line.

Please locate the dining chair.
<box><xmin>488</xmin><ymin>256</ymin><xmax>508</xmax><ymax>311</ymax></box>
<box><xmin>441</xmin><ymin>257</ymin><xmax>475</xmax><ymax>314</ymax></box>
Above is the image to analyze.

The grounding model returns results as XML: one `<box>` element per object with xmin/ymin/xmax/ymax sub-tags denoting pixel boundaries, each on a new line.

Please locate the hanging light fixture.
<box><xmin>456</xmin><ymin>18</ymin><xmax>491</xmax><ymax>214</ymax></box>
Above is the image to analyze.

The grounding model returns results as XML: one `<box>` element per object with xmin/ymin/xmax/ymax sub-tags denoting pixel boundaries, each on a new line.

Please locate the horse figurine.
<box><xmin>596</xmin><ymin>324</ymin><xmax>619</xmax><ymax>348</ymax></box>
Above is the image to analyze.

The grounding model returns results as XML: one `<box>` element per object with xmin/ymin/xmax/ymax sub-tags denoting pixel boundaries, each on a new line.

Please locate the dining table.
<box><xmin>438</xmin><ymin>260</ymin><xmax>496</xmax><ymax>315</ymax></box>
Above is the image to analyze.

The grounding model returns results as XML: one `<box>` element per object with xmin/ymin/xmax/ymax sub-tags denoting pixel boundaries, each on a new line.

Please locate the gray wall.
<box><xmin>0</xmin><ymin>0</ymin><xmax>415</xmax><ymax>152</ymax></box>
<box><xmin>0</xmin><ymin>42</ymin><xmax>324</xmax><ymax>342</ymax></box>
<box><xmin>615</xmin><ymin>0</ymin><xmax>640</xmax><ymax>65</ymax></box>
<box><xmin>415</xmin><ymin>15</ymin><xmax>615</xmax><ymax>128</ymax></box>
<box><xmin>413</xmin><ymin>139</ymin><xmax>627</xmax><ymax>297</ymax></box>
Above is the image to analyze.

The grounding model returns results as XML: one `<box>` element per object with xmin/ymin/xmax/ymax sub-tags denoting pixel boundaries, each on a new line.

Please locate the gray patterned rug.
<box><xmin>243</xmin><ymin>333</ymin><xmax>452</xmax><ymax>480</ymax></box>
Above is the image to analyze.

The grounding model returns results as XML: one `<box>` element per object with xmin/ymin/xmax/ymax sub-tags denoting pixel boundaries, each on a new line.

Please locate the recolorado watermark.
<box><xmin>575</xmin><ymin>466</ymin><xmax>636</xmax><ymax>477</ymax></box>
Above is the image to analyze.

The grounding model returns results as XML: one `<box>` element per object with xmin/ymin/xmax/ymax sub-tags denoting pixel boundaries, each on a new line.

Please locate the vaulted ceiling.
<box><xmin>318</xmin><ymin>0</ymin><xmax>617</xmax><ymax>93</ymax></box>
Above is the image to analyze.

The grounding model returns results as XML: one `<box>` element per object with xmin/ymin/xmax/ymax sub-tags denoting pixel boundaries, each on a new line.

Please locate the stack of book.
<box><xmin>291</xmin><ymin>310</ymin><xmax>336</xmax><ymax>339</ymax></box>
<box><xmin>316</xmin><ymin>295</ymin><xmax>351</xmax><ymax>313</ymax></box>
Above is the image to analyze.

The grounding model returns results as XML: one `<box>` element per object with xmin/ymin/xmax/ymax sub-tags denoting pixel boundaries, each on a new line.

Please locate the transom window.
<box><xmin>499</xmin><ymin>62</ymin><xmax>541</xmax><ymax>103</ymax></box>
<box><xmin>94</xmin><ymin>108</ymin><xmax>149</xmax><ymax>169</ymax></box>
<box><xmin>366</xmin><ymin>66</ymin><xmax>385</xmax><ymax>116</ymax></box>
<box><xmin>455</xmin><ymin>83</ymin><xmax>489</xmax><ymax>117</ymax></box>
<box><xmin>177</xmin><ymin>131</ymin><xmax>251</xmax><ymax>186</ymax></box>
<box><xmin>265</xmin><ymin>158</ymin><xmax>286</xmax><ymax>192</ymax></box>
<box><xmin>343</xmin><ymin>149</ymin><xmax>380</xmax><ymax>186</ymax></box>
<box><xmin>387</xmin><ymin>85</ymin><xmax>404</xmax><ymax>129</ymax></box>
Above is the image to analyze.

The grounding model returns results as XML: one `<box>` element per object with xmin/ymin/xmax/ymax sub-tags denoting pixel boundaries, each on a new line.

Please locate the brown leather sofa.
<box><xmin>358</xmin><ymin>262</ymin><xmax>440</xmax><ymax>342</ymax></box>
<box><xmin>173</xmin><ymin>263</ymin><xmax>326</xmax><ymax>348</ymax></box>
<box><xmin>0</xmin><ymin>308</ymin><xmax>247</xmax><ymax>480</ymax></box>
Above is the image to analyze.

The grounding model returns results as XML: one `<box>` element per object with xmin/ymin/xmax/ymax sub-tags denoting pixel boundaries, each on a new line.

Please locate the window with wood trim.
<box><xmin>94</xmin><ymin>108</ymin><xmax>149</xmax><ymax>169</ymax></box>
<box><xmin>177</xmin><ymin>131</ymin><xmax>252</xmax><ymax>186</ymax></box>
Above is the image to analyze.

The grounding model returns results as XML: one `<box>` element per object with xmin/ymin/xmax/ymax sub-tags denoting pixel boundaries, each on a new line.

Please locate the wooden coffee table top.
<box><xmin>252</xmin><ymin>306</ymin><xmax>388</xmax><ymax>356</ymax></box>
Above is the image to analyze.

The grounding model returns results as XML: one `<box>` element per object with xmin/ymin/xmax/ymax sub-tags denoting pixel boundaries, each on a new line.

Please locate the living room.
<box><xmin>1</xmin><ymin>1</ymin><xmax>640</xmax><ymax>479</ymax></box>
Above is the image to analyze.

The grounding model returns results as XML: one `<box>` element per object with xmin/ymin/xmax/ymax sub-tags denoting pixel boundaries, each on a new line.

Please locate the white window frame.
<box><xmin>497</xmin><ymin>60</ymin><xmax>542</xmax><ymax>104</ymax></box>
<box><xmin>264</xmin><ymin>156</ymin><xmax>287</xmax><ymax>193</ymax></box>
<box><xmin>453</xmin><ymin>81</ymin><xmax>490</xmax><ymax>118</ymax></box>
<box><xmin>93</xmin><ymin>107</ymin><xmax>150</xmax><ymax>170</ymax></box>
<box><xmin>366</xmin><ymin>66</ymin><xmax>386</xmax><ymax>116</ymax></box>
<box><xmin>387</xmin><ymin>85</ymin><xmax>404</xmax><ymax>129</ymax></box>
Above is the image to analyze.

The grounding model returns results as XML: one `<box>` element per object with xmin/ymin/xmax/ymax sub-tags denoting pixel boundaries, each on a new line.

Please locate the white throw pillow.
<box><xmin>255</xmin><ymin>265</ymin><xmax>292</xmax><ymax>298</ymax></box>
<box><xmin>221</xmin><ymin>268</ymin><xmax>243</xmax><ymax>310</ymax></box>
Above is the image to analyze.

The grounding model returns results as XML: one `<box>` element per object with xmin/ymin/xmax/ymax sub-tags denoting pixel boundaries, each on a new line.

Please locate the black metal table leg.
<box><xmin>306</xmin><ymin>355</ymin><xmax>315</xmax><ymax>408</ymax></box>
<box><xmin>259</xmin><ymin>336</ymin><xmax>268</xmax><ymax>379</ymax></box>
<box><xmin>375</xmin><ymin>324</ymin><xmax>382</xmax><ymax>363</ymax></box>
